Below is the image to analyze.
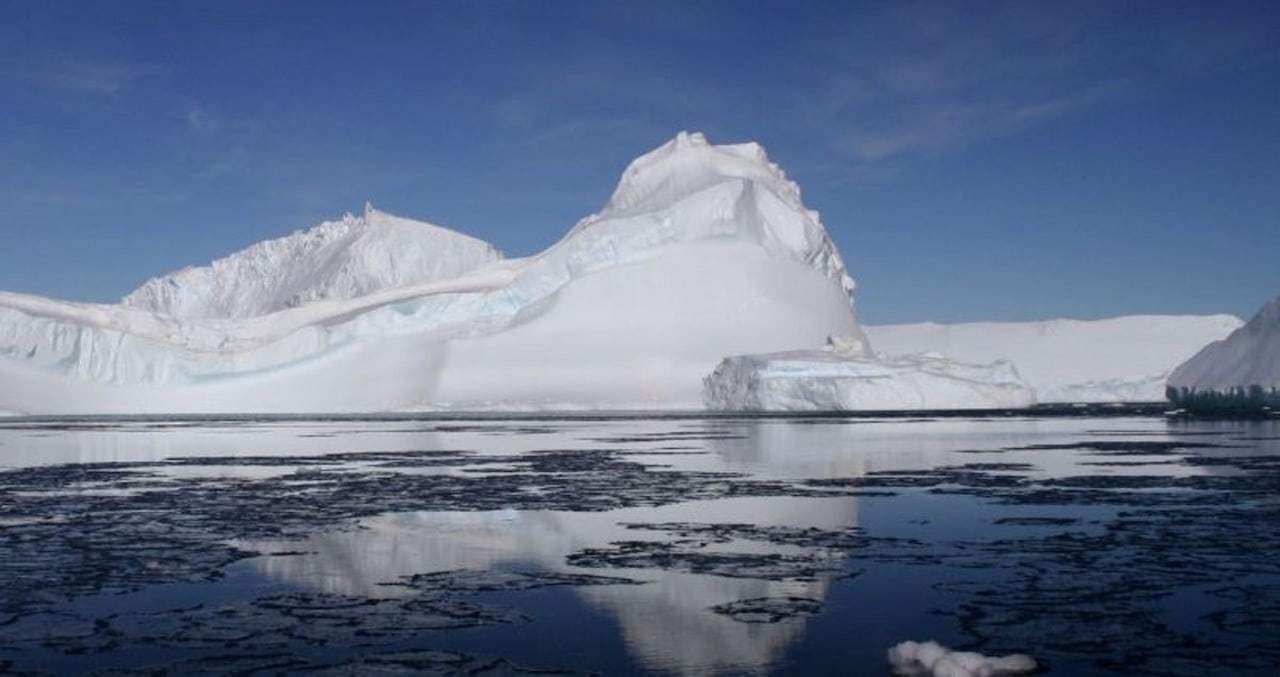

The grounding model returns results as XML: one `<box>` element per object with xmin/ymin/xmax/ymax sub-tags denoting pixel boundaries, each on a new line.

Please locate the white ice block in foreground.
<box><xmin>703</xmin><ymin>337</ymin><xmax>1036</xmax><ymax>412</ymax></box>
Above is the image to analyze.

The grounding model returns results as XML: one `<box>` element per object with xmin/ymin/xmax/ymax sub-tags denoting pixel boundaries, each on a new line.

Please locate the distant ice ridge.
<box><xmin>122</xmin><ymin>203</ymin><xmax>502</xmax><ymax>319</ymax></box>
<box><xmin>888</xmin><ymin>640</ymin><xmax>1036</xmax><ymax>677</ymax></box>
<box><xmin>1167</xmin><ymin>295</ymin><xmax>1280</xmax><ymax>411</ymax></box>
<box><xmin>865</xmin><ymin>315</ymin><xmax>1242</xmax><ymax>403</ymax></box>
<box><xmin>703</xmin><ymin>336</ymin><xmax>1035</xmax><ymax>412</ymax></box>
<box><xmin>0</xmin><ymin>132</ymin><xmax>868</xmax><ymax>414</ymax></box>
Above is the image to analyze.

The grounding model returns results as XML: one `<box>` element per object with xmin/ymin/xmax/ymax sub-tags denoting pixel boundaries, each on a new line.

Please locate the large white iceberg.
<box><xmin>703</xmin><ymin>336</ymin><xmax>1035</xmax><ymax>412</ymax></box>
<box><xmin>1167</xmin><ymin>295</ymin><xmax>1280</xmax><ymax>411</ymax></box>
<box><xmin>864</xmin><ymin>315</ymin><xmax>1242</xmax><ymax>403</ymax></box>
<box><xmin>0</xmin><ymin>132</ymin><xmax>872</xmax><ymax>414</ymax></box>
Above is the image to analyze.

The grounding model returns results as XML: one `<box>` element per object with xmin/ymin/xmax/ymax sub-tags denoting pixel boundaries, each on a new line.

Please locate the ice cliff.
<box><xmin>1167</xmin><ymin>295</ymin><xmax>1280</xmax><ymax>411</ymax></box>
<box><xmin>864</xmin><ymin>315</ymin><xmax>1242</xmax><ymax>403</ymax></box>
<box><xmin>0</xmin><ymin>132</ymin><xmax>873</xmax><ymax>414</ymax></box>
<box><xmin>703</xmin><ymin>336</ymin><xmax>1035</xmax><ymax>412</ymax></box>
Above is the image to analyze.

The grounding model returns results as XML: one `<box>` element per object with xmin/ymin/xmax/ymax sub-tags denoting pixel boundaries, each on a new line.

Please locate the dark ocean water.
<box><xmin>1</xmin><ymin>412</ymin><xmax>1277</xmax><ymax>675</ymax></box>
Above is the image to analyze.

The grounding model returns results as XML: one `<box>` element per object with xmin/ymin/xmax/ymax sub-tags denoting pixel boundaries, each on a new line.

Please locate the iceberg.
<box><xmin>703</xmin><ymin>337</ymin><xmax>1035</xmax><ymax>412</ymax></box>
<box><xmin>864</xmin><ymin>315</ymin><xmax>1242</xmax><ymax>403</ymax></box>
<box><xmin>1167</xmin><ymin>295</ymin><xmax>1280</xmax><ymax>412</ymax></box>
<box><xmin>0</xmin><ymin>132</ymin><xmax>867</xmax><ymax>414</ymax></box>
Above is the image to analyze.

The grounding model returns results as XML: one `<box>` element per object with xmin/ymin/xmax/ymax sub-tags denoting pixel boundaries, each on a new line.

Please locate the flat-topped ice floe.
<box><xmin>1167</xmin><ymin>295</ymin><xmax>1280</xmax><ymax>412</ymax></box>
<box><xmin>865</xmin><ymin>315</ymin><xmax>1242</xmax><ymax>403</ymax></box>
<box><xmin>703</xmin><ymin>336</ymin><xmax>1036</xmax><ymax>412</ymax></box>
<box><xmin>0</xmin><ymin>132</ymin><xmax>866</xmax><ymax>414</ymax></box>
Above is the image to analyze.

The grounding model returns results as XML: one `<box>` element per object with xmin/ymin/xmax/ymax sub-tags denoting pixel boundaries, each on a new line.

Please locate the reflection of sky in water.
<box><xmin>2</xmin><ymin>415</ymin><xmax>1279</xmax><ymax>674</ymax></box>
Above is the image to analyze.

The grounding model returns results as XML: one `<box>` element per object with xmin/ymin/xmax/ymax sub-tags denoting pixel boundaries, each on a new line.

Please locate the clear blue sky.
<box><xmin>2</xmin><ymin>1</ymin><xmax>1277</xmax><ymax>323</ymax></box>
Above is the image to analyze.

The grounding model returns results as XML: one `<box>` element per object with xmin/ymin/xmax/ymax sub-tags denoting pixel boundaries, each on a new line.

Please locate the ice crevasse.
<box><xmin>0</xmin><ymin>131</ymin><xmax>952</xmax><ymax>414</ymax></box>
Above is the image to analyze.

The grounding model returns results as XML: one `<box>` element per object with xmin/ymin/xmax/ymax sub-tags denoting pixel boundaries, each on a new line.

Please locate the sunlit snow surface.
<box><xmin>866</xmin><ymin>315</ymin><xmax>1243</xmax><ymax>403</ymax></box>
<box><xmin>2</xmin><ymin>411</ymin><xmax>1279</xmax><ymax>675</ymax></box>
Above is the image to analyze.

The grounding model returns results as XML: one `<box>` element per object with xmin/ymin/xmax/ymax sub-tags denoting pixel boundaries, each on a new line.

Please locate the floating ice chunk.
<box><xmin>703</xmin><ymin>341</ymin><xmax>1035</xmax><ymax>412</ymax></box>
<box><xmin>888</xmin><ymin>640</ymin><xmax>1037</xmax><ymax>677</ymax></box>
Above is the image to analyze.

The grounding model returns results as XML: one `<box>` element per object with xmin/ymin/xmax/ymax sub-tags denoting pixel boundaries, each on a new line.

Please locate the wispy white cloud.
<box><xmin>843</xmin><ymin>81</ymin><xmax>1124</xmax><ymax>162</ymax></box>
<box><xmin>11</xmin><ymin>56</ymin><xmax>164</xmax><ymax>95</ymax></box>
<box><xmin>185</xmin><ymin>105</ymin><xmax>220</xmax><ymax>133</ymax></box>
<box><xmin>523</xmin><ymin>117</ymin><xmax>651</xmax><ymax>149</ymax></box>
<box><xmin>481</xmin><ymin>2</ymin><xmax>1148</xmax><ymax>187</ymax></box>
<box><xmin>800</xmin><ymin>1</ymin><xmax>1279</xmax><ymax>176</ymax></box>
<box><xmin>794</xmin><ymin>4</ymin><xmax>1137</xmax><ymax>172</ymax></box>
<box><xmin>193</xmin><ymin>149</ymin><xmax>246</xmax><ymax>181</ymax></box>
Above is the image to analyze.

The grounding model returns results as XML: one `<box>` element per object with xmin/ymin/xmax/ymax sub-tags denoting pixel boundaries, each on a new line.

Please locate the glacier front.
<box><xmin>864</xmin><ymin>315</ymin><xmax>1243</xmax><ymax>403</ymax></box>
<box><xmin>703</xmin><ymin>337</ymin><xmax>1036</xmax><ymax>412</ymax></box>
<box><xmin>0</xmin><ymin>132</ymin><xmax>875</xmax><ymax>414</ymax></box>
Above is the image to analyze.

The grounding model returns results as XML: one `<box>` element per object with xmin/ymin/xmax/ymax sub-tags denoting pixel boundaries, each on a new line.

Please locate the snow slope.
<box><xmin>0</xmin><ymin>132</ymin><xmax>870</xmax><ymax>414</ymax></box>
<box><xmin>122</xmin><ymin>203</ymin><xmax>502</xmax><ymax>319</ymax></box>
<box><xmin>703</xmin><ymin>336</ymin><xmax>1035</xmax><ymax>412</ymax></box>
<box><xmin>1167</xmin><ymin>295</ymin><xmax>1280</xmax><ymax>409</ymax></box>
<box><xmin>865</xmin><ymin>315</ymin><xmax>1242</xmax><ymax>403</ymax></box>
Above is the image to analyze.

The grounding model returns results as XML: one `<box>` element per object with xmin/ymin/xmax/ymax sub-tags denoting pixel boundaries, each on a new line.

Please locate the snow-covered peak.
<box><xmin>122</xmin><ymin>205</ymin><xmax>503</xmax><ymax>319</ymax></box>
<box><xmin>599</xmin><ymin>131</ymin><xmax>803</xmax><ymax>217</ymax></box>
<box><xmin>560</xmin><ymin>132</ymin><xmax>857</xmax><ymax>309</ymax></box>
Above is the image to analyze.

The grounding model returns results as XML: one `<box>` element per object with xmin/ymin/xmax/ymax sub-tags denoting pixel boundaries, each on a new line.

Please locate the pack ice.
<box><xmin>1167</xmin><ymin>294</ymin><xmax>1280</xmax><ymax>411</ymax></box>
<box><xmin>0</xmin><ymin>132</ymin><xmax>922</xmax><ymax>414</ymax></box>
<box><xmin>864</xmin><ymin>315</ymin><xmax>1242</xmax><ymax>403</ymax></box>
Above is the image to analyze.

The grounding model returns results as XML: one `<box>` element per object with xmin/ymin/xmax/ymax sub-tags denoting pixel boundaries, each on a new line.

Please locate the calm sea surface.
<box><xmin>1</xmin><ymin>413</ymin><xmax>1278</xmax><ymax>675</ymax></box>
